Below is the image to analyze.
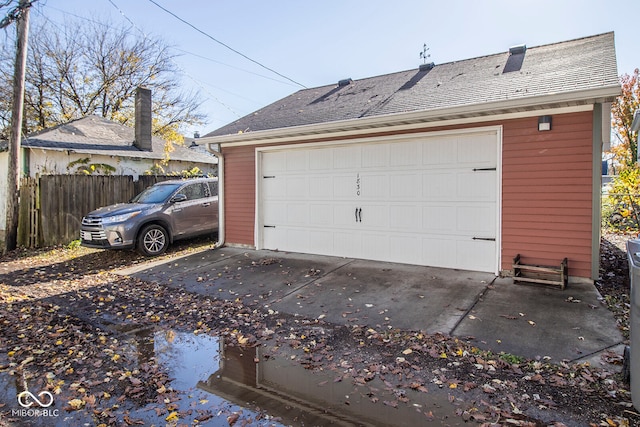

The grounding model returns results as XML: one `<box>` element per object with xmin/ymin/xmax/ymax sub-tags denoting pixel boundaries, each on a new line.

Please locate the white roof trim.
<box><xmin>202</xmin><ymin>85</ymin><xmax>619</xmax><ymax>149</ymax></box>
<box><xmin>207</xmin><ymin>104</ymin><xmax>592</xmax><ymax>149</ymax></box>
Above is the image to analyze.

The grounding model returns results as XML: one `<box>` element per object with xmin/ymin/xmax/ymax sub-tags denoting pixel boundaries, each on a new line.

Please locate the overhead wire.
<box><xmin>42</xmin><ymin>1</ymin><xmax>293</xmax><ymax>122</ymax></box>
<box><xmin>105</xmin><ymin>0</ymin><xmax>244</xmax><ymax>122</ymax></box>
<box><xmin>146</xmin><ymin>0</ymin><xmax>307</xmax><ymax>89</ymax></box>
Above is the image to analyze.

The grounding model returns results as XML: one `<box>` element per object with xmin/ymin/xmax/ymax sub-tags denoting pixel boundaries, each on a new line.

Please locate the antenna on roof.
<box><xmin>419</xmin><ymin>43</ymin><xmax>430</xmax><ymax>64</ymax></box>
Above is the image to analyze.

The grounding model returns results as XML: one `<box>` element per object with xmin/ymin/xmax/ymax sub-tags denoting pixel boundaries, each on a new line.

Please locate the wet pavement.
<box><xmin>120</xmin><ymin>246</ymin><xmax>625</xmax><ymax>365</ymax></box>
<box><xmin>0</xmin><ymin>326</ymin><xmax>468</xmax><ymax>426</ymax></box>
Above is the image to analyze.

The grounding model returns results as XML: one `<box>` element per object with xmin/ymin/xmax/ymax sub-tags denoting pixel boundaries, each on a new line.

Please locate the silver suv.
<box><xmin>80</xmin><ymin>178</ymin><xmax>218</xmax><ymax>256</ymax></box>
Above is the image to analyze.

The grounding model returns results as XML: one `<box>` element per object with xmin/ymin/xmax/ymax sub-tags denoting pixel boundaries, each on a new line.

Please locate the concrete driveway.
<box><xmin>119</xmin><ymin>247</ymin><xmax>624</xmax><ymax>365</ymax></box>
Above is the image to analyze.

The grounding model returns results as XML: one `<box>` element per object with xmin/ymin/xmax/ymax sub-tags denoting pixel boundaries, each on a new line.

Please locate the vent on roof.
<box><xmin>419</xmin><ymin>62</ymin><xmax>435</xmax><ymax>72</ymax></box>
<box><xmin>509</xmin><ymin>44</ymin><xmax>526</xmax><ymax>55</ymax></box>
<box><xmin>338</xmin><ymin>78</ymin><xmax>353</xmax><ymax>87</ymax></box>
<box><xmin>503</xmin><ymin>44</ymin><xmax>527</xmax><ymax>73</ymax></box>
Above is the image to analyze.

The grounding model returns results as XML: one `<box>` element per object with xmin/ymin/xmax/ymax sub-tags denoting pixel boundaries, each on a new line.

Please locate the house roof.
<box><xmin>20</xmin><ymin>115</ymin><xmax>217</xmax><ymax>164</ymax></box>
<box><xmin>205</xmin><ymin>32</ymin><xmax>620</xmax><ymax>139</ymax></box>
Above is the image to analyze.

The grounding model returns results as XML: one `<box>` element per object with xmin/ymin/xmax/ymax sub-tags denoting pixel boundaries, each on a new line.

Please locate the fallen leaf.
<box><xmin>67</xmin><ymin>399</ymin><xmax>85</xmax><ymax>410</ymax></box>
<box><xmin>227</xmin><ymin>413</ymin><xmax>240</xmax><ymax>426</ymax></box>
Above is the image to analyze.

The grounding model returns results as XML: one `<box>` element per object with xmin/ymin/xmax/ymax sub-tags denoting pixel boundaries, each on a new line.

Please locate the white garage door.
<box><xmin>257</xmin><ymin>129</ymin><xmax>499</xmax><ymax>273</ymax></box>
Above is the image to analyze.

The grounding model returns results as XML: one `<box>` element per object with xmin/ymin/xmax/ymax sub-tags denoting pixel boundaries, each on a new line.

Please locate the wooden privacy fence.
<box><xmin>17</xmin><ymin>175</ymin><xmax>174</xmax><ymax>248</ymax></box>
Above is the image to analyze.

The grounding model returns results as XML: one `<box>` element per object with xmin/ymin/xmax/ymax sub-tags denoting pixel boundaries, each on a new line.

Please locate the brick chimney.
<box><xmin>134</xmin><ymin>87</ymin><xmax>152</xmax><ymax>151</ymax></box>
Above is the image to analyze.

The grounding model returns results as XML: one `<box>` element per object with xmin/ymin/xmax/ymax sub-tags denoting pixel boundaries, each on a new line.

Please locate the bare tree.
<box><xmin>0</xmin><ymin>16</ymin><xmax>206</xmax><ymax>141</ymax></box>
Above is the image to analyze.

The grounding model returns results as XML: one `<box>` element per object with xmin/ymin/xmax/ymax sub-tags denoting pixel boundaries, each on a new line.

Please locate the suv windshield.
<box><xmin>131</xmin><ymin>183</ymin><xmax>182</xmax><ymax>204</ymax></box>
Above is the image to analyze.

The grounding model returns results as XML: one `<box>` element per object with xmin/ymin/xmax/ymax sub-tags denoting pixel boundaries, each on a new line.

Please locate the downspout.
<box><xmin>207</xmin><ymin>144</ymin><xmax>224</xmax><ymax>249</ymax></box>
<box><xmin>591</xmin><ymin>103</ymin><xmax>604</xmax><ymax>281</ymax></box>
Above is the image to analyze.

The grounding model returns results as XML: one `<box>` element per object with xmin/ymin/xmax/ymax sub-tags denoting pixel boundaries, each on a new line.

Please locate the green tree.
<box><xmin>0</xmin><ymin>16</ymin><xmax>206</xmax><ymax>142</ymax></box>
<box><xmin>610</xmin><ymin>69</ymin><xmax>640</xmax><ymax>168</ymax></box>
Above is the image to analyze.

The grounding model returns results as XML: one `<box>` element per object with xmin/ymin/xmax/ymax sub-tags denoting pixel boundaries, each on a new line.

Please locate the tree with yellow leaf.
<box><xmin>610</xmin><ymin>68</ymin><xmax>640</xmax><ymax>168</ymax></box>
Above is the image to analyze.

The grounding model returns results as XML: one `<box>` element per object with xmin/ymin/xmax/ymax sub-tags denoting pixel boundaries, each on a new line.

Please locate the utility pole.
<box><xmin>3</xmin><ymin>0</ymin><xmax>32</xmax><ymax>252</ymax></box>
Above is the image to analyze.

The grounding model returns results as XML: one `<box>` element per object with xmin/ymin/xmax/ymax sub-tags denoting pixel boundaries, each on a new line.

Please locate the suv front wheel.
<box><xmin>137</xmin><ymin>224</ymin><xmax>169</xmax><ymax>256</ymax></box>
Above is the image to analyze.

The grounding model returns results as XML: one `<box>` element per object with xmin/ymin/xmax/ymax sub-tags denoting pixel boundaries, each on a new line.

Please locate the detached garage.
<box><xmin>201</xmin><ymin>33</ymin><xmax>620</xmax><ymax>282</ymax></box>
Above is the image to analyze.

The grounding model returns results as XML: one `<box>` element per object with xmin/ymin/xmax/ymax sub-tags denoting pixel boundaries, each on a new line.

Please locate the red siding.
<box><xmin>501</xmin><ymin>112</ymin><xmax>594</xmax><ymax>279</ymax></box>
<box><xmin>223</xmin><ymin>145</ymin><xmax>255</xmax><ymax>246</ymax></box>
<box><xmin>222</xmin><ymin>110</ymin><xmax>596</xmax><ymax>278</ymax></box>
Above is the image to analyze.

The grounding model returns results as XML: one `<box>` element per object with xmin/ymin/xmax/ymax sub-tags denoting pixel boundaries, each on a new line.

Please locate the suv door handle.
<box><xmin>202</xmin><ymin>202</ymin><xmax>211</xmax><ymax>207</ymax></box>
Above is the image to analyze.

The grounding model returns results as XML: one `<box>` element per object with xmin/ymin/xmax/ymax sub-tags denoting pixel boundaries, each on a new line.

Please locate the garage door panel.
<box><xmin>263</xmin><ymin>201</ymin><xmax>283</xmax><ymax>224</ymax></box>
<box><xmin>360</xmin><ymin>173</ymin><xmax>389</xmax><ymax>199</ymax></box>
<box><xmin>334</xmin><ymin>232</ymin><xmax>361</xmax><ymax>257</ymax></box>
<box><xmin>309</xmin><ymin>204</ymin><xmax>332</xmax><ymax>226</ymax></box>
<box><xmin>390</xmin><ymin>141</ymin><xmax>420</xmax><ymax>167</ymax></box>
<box><xmin>390</xmin><ymin>205</ymin><xmax>421</xmax><ymax>230</ymax></box>
<box><xmin>260</xmin><ymin>130</ymin><xmax>499</xmax><ymax>273</ymax></box>
<box><xmin>309</xmin><ymin>230</ymin><xmax>333</xmax><ymax>254</ymax></box>
<box><xmin>309</xmin><ymin>176</ymin><xmax>333</xmax><ymax>198</ymax></box>
<box><xmin>362</xmin><ymin>144</ymin><xmax>389</xmax><ymax>168</ymax></box>
<box><xmin>309</xmin><ymin>148</ymin><xmax>332</xmax><ymax>170</ymax></box>
<box><xmin>422</xmin><ymin>137</ymin><xmax>457</xmax><ymax>166</ymax></box>
<box><xmin>390</xmin><ymin>235</ymin><xmax>421</xmax><ymax>264</ymax></box>
<box><xmin>333</xmin><ymin>204</ymin><xmax>359</xmax><ymax>227</ymax></box>
<box><xmin>360</xmin><ymin>204</ymin><xmax>389</xmax><ymax>228</ymax></box>
<box><xmin>262</xmin><ymin>151</ymin><xmax>286</xmax><ymax>174</ymax></box>
<box><xmin>333</xmin><ymin>175</ymin><xmax>357</xmax><ymax>198</ymax></box>
<box><xmin>285</xmin><ymin>228</ymin><xmax>309</xmax><ymax>253</ymax></box>
<box><xmin>457</xmin><ymin>133</ymin><xmax>497</xmax><ymax>164</ymax></box>
<box><xmin>391</xmin><ymin>174</ymin><xmax>422</xmax><ymax>199</ymax></box>
<box><xmin>457</xmin><ymin>172</ymin><xmax>497</xmax><ymax>201</ymax></box>
<box><xmin>333</xmin><ymin>146</ymin><xmax>361</xmax><ymax>169</ymax></box>
<box><xmin>422</xmin><ymin>206</ymin><xmax>455</xmax><ymax>233</ymax></box>
<box><xmin>287</xmin><ymin>177</ymin><xmax>308</xmax><ymax>198</ymax></box>
<box><xmin>263</xmin><ymin>177</ymin><xmax>284</xmax><ymax>198</ymax></box>
<box><xmin>362</xmin><ymin>233</ymin><xmax>389</xmax><ymax>260</ymax></box>
<box><xmin>286</xmin><ymin>150</ymin><xmax>308</xmax><ymax>171</ymax></box>
<box><xmin>456</xmin><ymin>239</ymin><xmax>495</xmax><ymax>272</ymax></box>
<box><xmin>286</xmin><ymin>203</ymin><xmax>307</xmax><ymax>225</ymax></box>
<box><xmin>422</xmin><ymin>237</ymin><xmax>456</xmax><ymax>269</ymax></box>
<box><xmin>457</xmin><ymin>206</ymin><xmax>496</xmax><ymax>234</ymax></box>
<box><xmin>422</xmin><ymin>172</ymin><xmax>456</xmax><ymax>200</ymax></box>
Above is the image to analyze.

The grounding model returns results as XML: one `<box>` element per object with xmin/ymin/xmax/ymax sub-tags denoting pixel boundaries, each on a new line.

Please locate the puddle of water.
<box><xmin>199</xmin><ymin>343</ymin><xmax>468</xmax><ymax>426</ymax></box>
<box><xmin>1</xmin><ymin>329</ymin><xmax>470</xmax><ymax>426</ymax></box>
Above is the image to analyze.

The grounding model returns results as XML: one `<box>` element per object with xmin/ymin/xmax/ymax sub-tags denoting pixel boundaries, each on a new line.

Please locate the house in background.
<box><xmin>199</xmin><ymin>32</ymin><xmax>620</xmax><ymax>282</ymax></box>
<box><xmin>0</xmin><ymin>88</ymin><xmax>217</xmax><ymax>245</ymax></box>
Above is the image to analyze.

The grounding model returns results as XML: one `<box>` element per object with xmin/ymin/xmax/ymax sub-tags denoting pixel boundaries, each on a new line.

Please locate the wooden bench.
<box><xmin>512</xmin><ymin>254</ymin><xmax>568</xmax><ymax>290</ymax></box>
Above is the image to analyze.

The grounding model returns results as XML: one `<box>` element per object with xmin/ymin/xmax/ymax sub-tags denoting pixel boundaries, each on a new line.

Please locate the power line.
<box><xmin>146</xmin><ymin>0</ymin><xmax>307</xmax><ymax>89</ymax></box>
<box><xmin>103</xmin><ymin>0</ymin><xmax>243</xmax><ymax>119</ymax></box>
<box><xmin>0</xmin><ymin>0</ymin><xmax>37</xmax><ymax>29</ymax></box>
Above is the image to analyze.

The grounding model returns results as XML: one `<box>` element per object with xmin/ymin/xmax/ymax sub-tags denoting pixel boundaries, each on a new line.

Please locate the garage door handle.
<box><xmin>472</xmin><ymin>237</ymin><xmax>495</xmax><ymax>241</ymax></box>
<box><xmin>355</xmin><ymin>208</ymin><xmax>362</xmax><ymax>223</ymax></box>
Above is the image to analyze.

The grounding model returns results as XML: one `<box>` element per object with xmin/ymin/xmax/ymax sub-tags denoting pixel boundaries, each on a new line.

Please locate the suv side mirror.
<box><xmin>171</xmin><ymin>193</ymin><xmax>187</xmax><ymax>203</ymax></box>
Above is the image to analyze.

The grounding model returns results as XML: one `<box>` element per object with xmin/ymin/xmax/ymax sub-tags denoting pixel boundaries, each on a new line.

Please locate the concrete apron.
<box><xmin>119</xmin><ymin>247</ymin><xmax>624</xmax><ymax>366</ymax></box>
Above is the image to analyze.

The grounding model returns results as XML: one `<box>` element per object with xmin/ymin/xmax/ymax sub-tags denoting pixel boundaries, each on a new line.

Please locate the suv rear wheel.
<box><xmin>137</xmin><ymin>224</ymin><xmax>169</xmax><ymax>256</ymax></box>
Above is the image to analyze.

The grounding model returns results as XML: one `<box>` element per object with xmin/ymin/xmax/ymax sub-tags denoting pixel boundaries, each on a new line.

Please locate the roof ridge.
<box><xmin>338</xmin><ymin>32</ymin><xmax>615</xmax><ymax>89</ymax></box>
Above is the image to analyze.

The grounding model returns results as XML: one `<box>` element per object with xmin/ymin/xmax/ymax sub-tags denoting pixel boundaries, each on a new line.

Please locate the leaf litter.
<box><xmin>0</xmin><ymin>234</ymin><xmax>637</xmax><ymax>426</ymax></box>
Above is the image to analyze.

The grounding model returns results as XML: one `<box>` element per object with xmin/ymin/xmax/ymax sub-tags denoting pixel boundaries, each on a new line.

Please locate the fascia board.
<box><xmin>201</xmin><ymin>85</ymin><xmax>621</xmax><ymax>149</ymax></box>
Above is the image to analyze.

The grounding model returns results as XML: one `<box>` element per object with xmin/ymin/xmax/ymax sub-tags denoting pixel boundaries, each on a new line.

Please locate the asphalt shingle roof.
<box><xmin>22</xmin><ymin>115</ymin><xmax>216</xmax><ymax>163</ymax></box>
<box><xmin>206</xmin><ymin>32</ymin><xmax>619</xmax><ymax>138</ymax></box>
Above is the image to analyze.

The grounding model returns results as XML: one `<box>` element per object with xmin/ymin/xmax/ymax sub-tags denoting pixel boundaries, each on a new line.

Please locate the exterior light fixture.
<box><xmin>538</xmin><ymin>115</ymin><xmax>552</xmax><ymax>131</ymax></box>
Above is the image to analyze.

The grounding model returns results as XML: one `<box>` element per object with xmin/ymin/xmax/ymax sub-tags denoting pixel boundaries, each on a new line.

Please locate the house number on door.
<box><xmin>356</xmin><ymin>173</ymin><xmax>361</xmax><ymax>196</ymax></box>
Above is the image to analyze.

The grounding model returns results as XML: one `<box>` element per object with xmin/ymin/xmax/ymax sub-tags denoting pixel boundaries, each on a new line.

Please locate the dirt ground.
<box><xmin>0</xmin><ymin>234</ymin><xmax>638</xmax><ymax>426</ymax></box>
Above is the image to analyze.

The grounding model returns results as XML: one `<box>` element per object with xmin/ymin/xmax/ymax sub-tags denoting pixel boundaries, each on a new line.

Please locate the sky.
<box><xmin>12</xmin><ymin>0</ymin><xmax>640</xmax><ymax>137</ymax></box>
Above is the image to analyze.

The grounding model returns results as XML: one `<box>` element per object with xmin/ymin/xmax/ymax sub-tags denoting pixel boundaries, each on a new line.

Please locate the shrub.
<box><xmin>604</xmin><ymin>166</ymin><xmax>640</xmax><ymax>232</ymax></box>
